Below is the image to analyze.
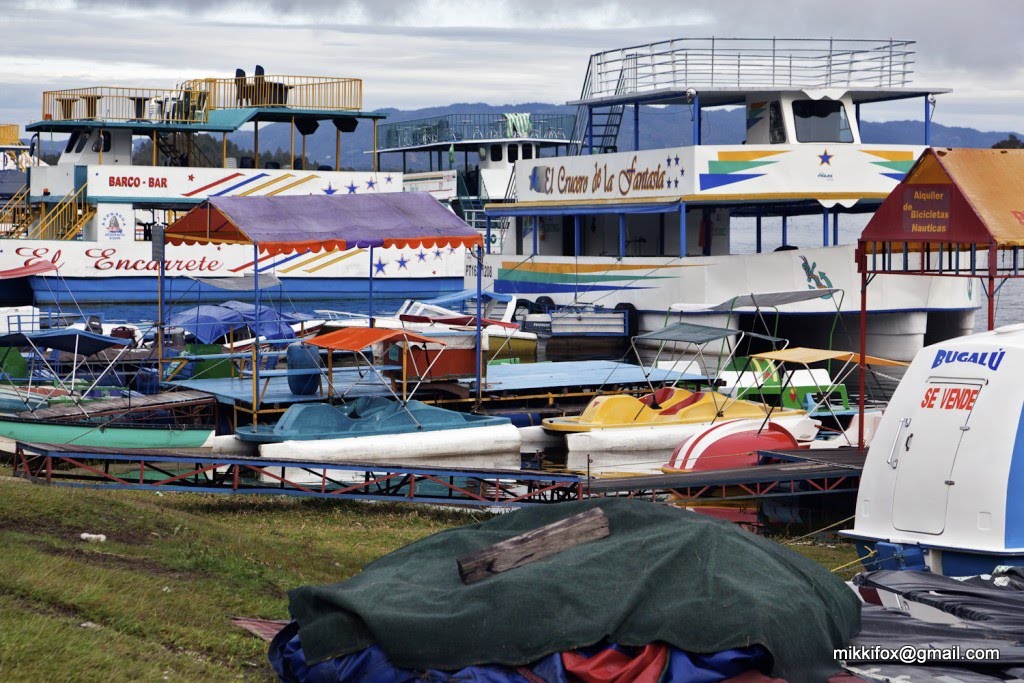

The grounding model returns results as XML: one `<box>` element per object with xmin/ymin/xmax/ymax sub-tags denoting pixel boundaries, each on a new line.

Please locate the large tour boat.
<box><xmin>0</xmin><ymin>69</ymin><xmax>468</xmax><ymax>305</ymax></box>
<box><xmin>476</xmin><ymin>38</ymin><xmax>977</xmax><ymax>360</ymax></box>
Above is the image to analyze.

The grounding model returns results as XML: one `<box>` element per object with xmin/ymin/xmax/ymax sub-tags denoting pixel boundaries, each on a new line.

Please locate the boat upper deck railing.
<box><xmin>40</xmin><ymin>74</ymin><xmax>363</xmax><ymax>124</ymax></box>
<box><xmin>582</xmin><ymin>37</ymin><xmax>916</xmax><ymax>100</ymax></box>
<box><xmin>378</xmin><ymin>113</ymin><xmax>575</xmax><ymax>149</ymax></box>
<box><xmin>0</xmin><ymin>124</ymin><xmax>21</xmax><ymax>146</ymax></box>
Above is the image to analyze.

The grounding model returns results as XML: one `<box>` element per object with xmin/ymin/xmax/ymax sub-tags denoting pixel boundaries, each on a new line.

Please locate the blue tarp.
<box><xmin>422</xmin><ymin>289</ymin><xmax>513</xmax><ymax>308</ymax></box>
<box><xmin>0</xmin><ymin>328</ymin><xmax>131</xmax><ymax>356</ymax></box>
<box><xmin>168</xmin><ymin>301</ymin><xmax>305</xmax><ymax>344</ymax></box>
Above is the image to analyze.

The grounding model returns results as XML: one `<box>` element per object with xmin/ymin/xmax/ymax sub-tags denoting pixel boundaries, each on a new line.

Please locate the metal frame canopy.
<box><xmin>165</xmin><ymin>192</ymin><xmax>482</xmax><ymax>255</ymax></box>
<box><xmin>857</xmin><ymin>147</ymin><xmax>1024</xmax><ymax>332</ymax></box>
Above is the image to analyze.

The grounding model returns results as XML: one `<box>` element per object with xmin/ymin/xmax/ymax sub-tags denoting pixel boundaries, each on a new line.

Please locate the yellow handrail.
<box><xmin>42</xmin><ymin>87</ymin><xmax>209</xmax><ymax>124</ymax></box>
<box><xmin>29</xmin><ymin>184</ymin><xmax>93</xmax><ymax>240</ymax></box>
<box><xmin>181</xmin><ymin>74</ymin><xmax>362</xmax><ymax>111</ymax></box>
<box><xmin>0</xmin><ymin>124</ymin><xmax>20</xmax><ymax>147</ymax></box>
<box><xmin>0</xmin><ymin>185</ymin><xmax>35</xmax><ymax>238</ymax></box>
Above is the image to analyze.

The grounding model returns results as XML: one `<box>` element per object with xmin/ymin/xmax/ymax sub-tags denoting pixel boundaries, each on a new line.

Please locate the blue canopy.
<box><xmin>167</xmin><ymin>305</ymin><xmax>247</xmax><ymax>344</ymax></box>
<box><xmin>422</xmin><ymin>289</ymin><xmax>513</xmax><ymax>307</ymax></box>
<box><xmin>0</xmin><ymin>328</ymin><xmax>131</xmax><ymax>356</ymax></box>
<box><xmin>220</xmin><ymin>301</ymin><xmax>306</xmax><ymax>341</ymax></box>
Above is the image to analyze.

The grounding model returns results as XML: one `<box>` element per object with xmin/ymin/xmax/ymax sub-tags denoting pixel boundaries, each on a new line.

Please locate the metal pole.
<box><xmin>822</xmin><ymin>207</ymin><xmax>829</xmax><ymax>247</ymax></box>
<box><xmin>587</xmin><ymin>107</ymin><xmax>594</xmax><ymax>154</ymax></box>
<box><xmin>532</xmin><ymin>216</ymin><xmax>539</xmax><ymax>255</ymax></box>
<box><xmin>832</xmin><ymin>211</ymin><xmax>839</xmax><ymax>246</ymax></box>
<box><xmin>573</xmin><ymin>215</ymin><xmax>581</xmax><ymax>257</ymax></box>
<box><xmin>368</xmin><ymin>244</ymin><xmax>375</xmax><ymax>327</ymax></box>
<box><xmin>475</xmin><ymin>245</ymin><xmax>483</xmax><ymax>401</ymax></box>
<box><xmin>633</xmin><ymin>103</ymin><xmax>640</xmax><ymax>151</ymax></box>
<box><xmin>755</xmin><ymin>211</ymin><xmax>762</xmax><ymax>253</ymax></box>
<box><xmin>619</xmin><ymin>214</ymin><xmax>627</xmax><ymax>257</ymax></box>
<box><xmin>252</xmin><ymin>242</ymin><xmax>261</xmax><ymax>426</ymax></box>
<box><xmin>679</xmin><ymin>202</ymin><xmax>687</xmax><ymax>256</ymax></box>
<box><xmin>485</xmin><ymin>215</ymin><xmax>492</xmax><ymax>255</ymax></box>
<box><xmin>693</xmin><ymin>93</ymin><xmax>701</xmax><ymax>145</ymax></box>
<box><xmin>858</xmin><ymin>266</ymin><xmax>867</xmax><ymax>449</ymax></box>
<box><xmin>988</xmin><ymin>242</ymin><xmax>997</xmax><ymax>330</ymax></box>
<box><xmin>924</xmin><ymin>95</ymin><xmax>931</xmax><ymax>146</ymax></box>
<box><xmin>782</xmin><ymin>215</ymin><xmax>788</xmax><ymax>246</ymax></box>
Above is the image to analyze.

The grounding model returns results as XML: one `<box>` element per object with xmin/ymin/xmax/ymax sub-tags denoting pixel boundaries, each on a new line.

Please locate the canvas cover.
<box><xmin>165</xmin><ymin>193</ymin><xmax>482</xmax><ymax>255</ymax></box>
<box><xmin>305</xmin><ymin>327</ymin><xmax>442</xmax><ymax>352</ymax></box>
<box><xmin>752</xmin><ymin>347</ymin><xmax>908</xmax><ymax>367</ymax></box>
<box><xmin>286</xmin><ymin>498</ymin><xmax>860</xmax><ymax>683</ymax></box>
<box><xmin>0</xmin><ymin>328</ymin><xmax>130</xmax><ymax>356</ymax></box>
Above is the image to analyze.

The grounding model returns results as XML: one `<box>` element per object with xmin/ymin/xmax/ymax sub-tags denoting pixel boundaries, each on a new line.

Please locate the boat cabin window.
<box><xmin>508</xmin><ymin>144</ymin><xmax>519</xmax><ymax>163</ymax></box>
<box><xmin>792</xmin><ymin>100</ymin><xmax>854</xmax><ymax>143</ymax></box>
<box><xmin>74</xmin><ymin>131</ymin><xmax>91</xmax><ymax>154</ymax></box>
<box><xmin>522</xmin><ymin>144</ymin><xmax>534</xmax><ymax>160</ymax></box>
<box><xmin>91</xmin><ymin>131</ymin><xmax>111</xmax><ymax>153</ymax></box>
<box><xmin>479</xmin><ymin>146</ymin><xmax>488</xmax><ymax>161</ymax></box>
<box><xmin>63</xmin><ymin>131</ymin><xmax>82</xmax><ymax>154</ymax></box>
<box><xmin>769</xmin><ymin>101</ymin><xmax>786</xmax><ymax>144</ymax></box>
<box><xmin>490</xmin><ymin>144</ymin><xmax>503</xmax><ymax>162</ymax></box>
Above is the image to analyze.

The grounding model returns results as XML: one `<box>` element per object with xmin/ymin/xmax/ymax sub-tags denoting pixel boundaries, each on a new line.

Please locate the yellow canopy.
<box><xmin>751</xmin><ymin>347</ymin><xmax>908</xmax><ymax>367</ymax></box>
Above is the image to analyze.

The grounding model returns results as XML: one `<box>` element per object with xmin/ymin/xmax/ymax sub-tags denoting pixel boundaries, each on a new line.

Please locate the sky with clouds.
<box><xmin>3</xmin><ymin>0</ymin><xmax>1022</xmax><ymax>134</ymax></box>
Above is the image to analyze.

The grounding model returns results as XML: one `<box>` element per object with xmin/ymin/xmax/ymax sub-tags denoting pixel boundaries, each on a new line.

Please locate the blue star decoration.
<box><xmin>396</xmin><ymin>254</ymin><xmax>409</xmax><ymax>270</ymax></box>
<box><xmin>374</xmin><ymin>257</ymin><xmax>387</xmax><ymax>274</ymax></box>
<box><xmin>416</xmin><ymin>250</ymin><xmax>427</xmax><ymax>262</ymax></box>
<box><xmin>322</xmin><ymin>183</ymin><xmax>337</xmax><ymax>195</ymax></box>
<box><xmin>448</xmin><ymin>246</ymin><xmax>457</xmax><ymax>254</ymax></box>
<box><xmin>433</xmin><ymin>248</ymin><xmax>444</xmax><ymax>259</ymax></box>
<box><xmin>818</xmin><ymin>149</ymin><xmax>833</xmax><ymax>166</ymax></box>
<box><xmin>680</xmin><ymin>167</ymin><xmax>685</xmax><ymax>176</ymax></box>
<box><xmin>385</xmin><ymin>175</ymin><xmax>394</xmax><ymax>184</ymax></box>
<box><xmin>366</xmin><ymin>179</ymin><xmax>377</xmax><ymax>190</ymax></box>
<box><xmin>346</xmin><ymin>182</ymin><xmax>358</xmax><ymax>194</ymax></box>
<box><xmin>674</xmin><ymin>155</ymin><xmax>680</xmax><ymax>166</ymax></box>
<box><xmin>666</xmin><ymin>156</ymin><xmax>672</xmax><ymax>166</ymax></box>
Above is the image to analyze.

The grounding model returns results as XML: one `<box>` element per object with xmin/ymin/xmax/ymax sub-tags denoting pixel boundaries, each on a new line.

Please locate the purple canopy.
<box><xmin>165</xmin><ymin>192</ymin><xmax>482</xmax><ymax>255</ymax></box>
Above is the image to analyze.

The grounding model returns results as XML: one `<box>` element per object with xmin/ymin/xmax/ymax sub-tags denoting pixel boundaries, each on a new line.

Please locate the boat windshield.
<box><xmin>792</xmin><ymin>100</ymin><xmax>853</xmax><ymax>143</ymax></box>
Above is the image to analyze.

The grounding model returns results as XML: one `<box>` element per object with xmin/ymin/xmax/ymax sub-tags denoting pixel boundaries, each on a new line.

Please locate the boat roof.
<box><xmin>26</xmin><ymin>106</ymin><xmax>384</xmax><ymax>135</ymax></box>
<box><xmin>751</xmin><ymin>347</ymin><xmax>907</xmax><ymax>367</ymax></box>
<box><xmin>570</xmin><ymin>87</ymin><xmax>948</xmax><ymax>109</ymax></box>
<box><xmin>670</xmin><ymin>289</ymin><xmax>844</xmax><ymax>312</ymax></box>
<box><xmin>188</xmin><ymin>273</ymin><xmax>282</xmax><ymax>291</ymax></box>
<box><xmin>305</xmin><ymin>327</ymin><xmax>443</xmax><ymax>352</ymax></box>
<box><xmin>376</xmin><ymin>112</ymin><xmax>575</xmax><ymax>154</ymax></box>
<box><xmin>0</xmin><ymin>328</ymin><xmax>131</xmax><ymax>356</ymax></box>
<box><xmin>636</xmin><ymin>321</ymin><xmax>784</xmax><ymax>345</ymax></box>
<box><xmin>423</xmin><ymin>289</ymin><xmax>513</xmax><ymax>306</ymax></box>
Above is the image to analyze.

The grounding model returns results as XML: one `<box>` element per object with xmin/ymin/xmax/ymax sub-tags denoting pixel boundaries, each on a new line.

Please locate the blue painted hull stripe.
<box><xmin>211</xmin><ymin>173</ymin><xmax>269</xmax><ymax>196</ymax></box>
<box><xmin>1006</xmin><ymin>403</ymin><xmax>1024</xmax><ymax>547</ymax></box>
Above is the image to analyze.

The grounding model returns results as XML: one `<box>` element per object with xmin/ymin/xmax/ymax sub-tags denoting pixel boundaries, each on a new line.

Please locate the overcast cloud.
<box><xmin>3</xmin><ymin>0</ymin><xmax>1022</xmax><ymax>133</ymax></box>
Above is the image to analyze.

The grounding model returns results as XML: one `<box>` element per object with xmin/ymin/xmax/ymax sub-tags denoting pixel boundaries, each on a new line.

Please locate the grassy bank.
<box><xmin>0</xmin><ymin>478</ymin><xmax>859</xmax><ymax>681</ymax></box>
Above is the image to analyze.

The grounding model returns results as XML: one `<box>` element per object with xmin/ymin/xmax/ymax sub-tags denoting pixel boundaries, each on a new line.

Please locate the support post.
<box><xmin>988</xmin><ymin>242</ymin><xmax>997</xmax><ymax>330</ymax></box>
<box><xmin>485</xmin><ymin>216</ymin><xmax>492</xmax><ymax>255</ymax></box>
<box><xmin>924</xmin><ymin>95</ymin><xmax>931</xmax><ymax>146</ymax></box>
<box><xmin>372</xmin><ymin>119</ymin><xmax>378</xmax><ymax>171</ymax></box>
<box><xmin>832</xmin><ymin>211</ymin><xmax>839</xmax><ymax>246</ymax></box>
<box><xmin>587</xmin><ymin>107</ymin><xmax>593</xmax><ymax>155</ymax></box>
<box><xmin>618</xmin><ymin>214</ymin><xmax>627</xmax><ymax>257</ymax></box>
<box><xmin>573</xmin><ymin>215</ymin><xmax>581</xmax><ymax>257</ymax></box>
<box><xmin>335</xmin><ymin>129</ymin><xmax>341</xmax><ymax>171</ymax></box>
<box><xmin>290</xmin><ymin>116</ymin><xmax>295</xmax><ymax>168</ymax></box>
<box><xmin>755</xmin><ymin>211</ymin><xmax>762</xmax><ymax>253</ymax></box>
<box><xmin>822</xmin><ymin>207</ymin><xmax>830</xmax><ymax>247</ymax></box>
<box><xmin>633</xmin><ymin>103</ymin><xmax>640</xmax><ymax>151</ymax></box>
<box><xmin>679</xmin><ymin>202</ymin><xmax>687</xmax><ymax>256</ymax></box>
<box><xmin>782</xmin><ymin>215</ymin><xmax>788</xmax><ymax>247</ymax></box>
<box><xmin>252</xmin><ymin>242</ymin><xmax>261</xmax><ymax>427</ymax></box>
<box><xmin>222</xmin><ymin>132</ymin><xmax>227</xmax><ymax>167</ymax></box>
<box><xmin>475</xmin><ymin>245</ymin><xmax>483</xmax><ymax>402</ymax></box>
<box><xmin>532</xmin><ymin>216</ymin><xmax>539</xmax><ymax>255</ymax></box>
<box><xmin>858</xmin><ymin>264</ymin><xmax>867</xmax><ymax>449</ymax></box>
<box><xmin>254</xmin><ymin>121</ymin><xmax>259</xmax><ymax>168</ymax></box>
<box><xmin>368</xmin><ymin>245</ymin><xmax>375</xmax><ymax>327</ymax></box>
<box><xmin>692</xmin><ymin>93</ymin><xmax>701</xmax><ymax>145</ymax></box>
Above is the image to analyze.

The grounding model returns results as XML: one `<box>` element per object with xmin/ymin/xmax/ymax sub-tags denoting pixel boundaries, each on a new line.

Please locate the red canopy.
<box><xmin>305</xmin><ymin>327</ymin><xmax>444</xmax><ymax>352</ymax></box>
<box><xmin>0</xmin><ymin>261</ymin><xmax>58</xmax><ymax>279</ymax></box>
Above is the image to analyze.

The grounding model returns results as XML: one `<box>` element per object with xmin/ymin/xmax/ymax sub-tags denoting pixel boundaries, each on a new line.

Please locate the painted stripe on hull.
<box><xmin>25</xmin><ymin>276</ymin><xmax>465</xmax><ymax>304</ymax></box>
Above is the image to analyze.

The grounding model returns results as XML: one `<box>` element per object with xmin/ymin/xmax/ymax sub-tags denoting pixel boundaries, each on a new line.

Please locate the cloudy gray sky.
<box><xmin>3</xmin><ymin>0</ymin><xmax>1022</xmax><ymax>133</ymax></box>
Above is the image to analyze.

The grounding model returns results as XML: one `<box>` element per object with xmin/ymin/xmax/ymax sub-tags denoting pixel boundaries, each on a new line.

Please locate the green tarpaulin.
<box><xmin>287</xmin><ymin>499</ymin><xmax>859</xmax><ymax>682</ymax></box>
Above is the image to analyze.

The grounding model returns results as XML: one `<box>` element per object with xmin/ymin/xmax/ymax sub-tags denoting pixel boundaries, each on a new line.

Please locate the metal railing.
<box><xmin>582</xmin><ymin>37</ymin><xmax>916</xmax><ymax>100</ymax></box>
<box><xmin>28</xmin><ymin>184</ymin><xmax>93</xmax><ymax>240</ymax></box>
<box><xmin>42</xmin><ymin>87</ymin><xmax>210</xmax><ymax>123</ymax></box>
<box><xmin>181</xmin><ymin>74</ymin><xmax>362</xmax><ymax>111</ymax></box>
<box><xmin>378</xmin><ymin>113</ymin><xmax>574</xmax><ymax>149</ymax></box>
<box><xmin>0</xmin><ymin>186</ymin><xmax>35</xmax><ymax>238</ymax></box>
<box><xmin>0</xmin><ymin>124</ymin><xmax>21</xmax><ymax>146</ymax></box>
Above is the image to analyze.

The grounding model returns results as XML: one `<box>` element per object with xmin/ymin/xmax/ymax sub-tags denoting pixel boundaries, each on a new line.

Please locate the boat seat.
<box><xmin>639</xmin><ymin>386</ymin><xmax>677</xmax><ymax>407</ymax></box>
<box><xmin>659</xmin><ymin>392</ymin><xmax>707</xmax><ymax>416</ymax></box>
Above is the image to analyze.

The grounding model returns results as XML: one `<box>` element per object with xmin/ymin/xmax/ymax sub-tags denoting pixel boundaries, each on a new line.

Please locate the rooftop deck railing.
<box><xmin>0</xmin><ymin>124</ymin><xmax>21</xmax><ymax>146</ymax></box>
<box><xmin>40</xmin><ymin>74</ymin><xmax>364</xmax><ymax>124</ymax></box>
<box><xmin>42</xmin><ymin>87</ymin><xmax>210</xmax><ymax>124</ymax></box>
<box><xmin>378</xmin><ymin>113</ymin><xmax>575</xmax><ymax>149</ymax></box>
<box><xmin>583</xmin><ymin>37</ymin><xmax>916</xmax><ymax>100</ymax></box>
<box><xmin>182</xmin><ymin>74</ymin><xmax>362</xmax><ymax>111</ymax></box>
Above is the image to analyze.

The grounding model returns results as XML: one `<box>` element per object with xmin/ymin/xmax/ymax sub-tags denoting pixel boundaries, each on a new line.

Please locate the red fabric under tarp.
<box><xmin>0</xmin><ymin>260</ymin><xmax>58</xmax><ymax>279</ymax></box>
<box><xmin>562</xmin><ymin>642</ymin><xmax>668</xmax><ymax>683</ymax></box>
<box><xmin>165</xmin><ymin>193</ymin><xmax>482</xmax><ymax>255</ymax></box>
<box><xmin>304</xmin><ymin>327</ymin><xmax>443</xmax><ymax>352</ymax></box>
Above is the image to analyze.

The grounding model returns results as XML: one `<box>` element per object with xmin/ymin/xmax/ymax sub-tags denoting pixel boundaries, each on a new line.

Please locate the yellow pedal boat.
<box><xmin>541</xmin><ymin>385</ymin><xmax>804</xmax><ymax>433</ymax></box>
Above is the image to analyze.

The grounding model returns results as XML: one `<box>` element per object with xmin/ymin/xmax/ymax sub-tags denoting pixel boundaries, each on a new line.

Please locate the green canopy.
<box><xmin>287</xmin><ymin>498</ymin><xmax>859</xmax><ymax>682</ymax></box>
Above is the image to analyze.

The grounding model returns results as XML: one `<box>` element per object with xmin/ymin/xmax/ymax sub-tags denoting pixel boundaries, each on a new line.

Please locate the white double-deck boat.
<box><xmin>0</xmin><ymin>69</ymin><xmax>468</xmax><ymax>305</ymax></box>
<box><xmin>476</xmin><ymin>37</ymin><xmax>977</xmax><ymax>360</ymax></box>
